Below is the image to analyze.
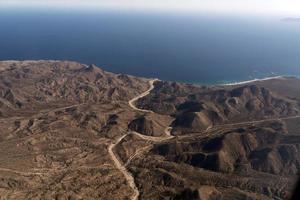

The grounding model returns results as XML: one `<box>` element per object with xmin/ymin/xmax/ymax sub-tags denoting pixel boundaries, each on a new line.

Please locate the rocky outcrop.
<box><xmin>152</xmin><ymin>121</ymin><xmax>300</xmax><ymax>175</ymax></box>
<box><xmin>1</xmin><ymin>61</ymin><xmax>300</xmax><ymax>200</ymax></box>
<box><xmin>0</xmin><ymin>61</ymin><xmax>149</xmax><ymax>117</ymax></box>
<box><xmin>128</xmin><ymin>116</ymin><xmax>154</xmax><ymax>136</ymax></box>
<box><xmin>137</xmin><ymin>82</ymin><xmax>300</xmax><ymax>134</ymax></box>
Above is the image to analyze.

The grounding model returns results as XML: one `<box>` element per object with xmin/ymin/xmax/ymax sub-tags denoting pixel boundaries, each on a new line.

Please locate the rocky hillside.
<box><xmin>0</xmin><ymin>61</ymin><xmax>149</xmax><ymax>118</ymax></box>
<box><xmin>0</xmin><ymin>61</ymin><xmax>299</xmax><ymax>200</ymax></box>
<box><xmin>137</xmin><ymin>81</ymin><xmax>300</xmax><ymax>134</ymax></box>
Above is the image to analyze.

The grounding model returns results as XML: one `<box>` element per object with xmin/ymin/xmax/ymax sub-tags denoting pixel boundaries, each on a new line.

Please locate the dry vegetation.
<box><xmin>0</xmin><ymin>61</ymin><xmax>299</xmax><ymax>200</ymax></box>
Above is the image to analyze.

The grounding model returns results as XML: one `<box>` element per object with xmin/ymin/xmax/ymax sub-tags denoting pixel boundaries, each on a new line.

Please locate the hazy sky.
<box><xmin>1</xmin><ymin>0</ymin><xmax>300</xmax><ymax>16</ymax></box>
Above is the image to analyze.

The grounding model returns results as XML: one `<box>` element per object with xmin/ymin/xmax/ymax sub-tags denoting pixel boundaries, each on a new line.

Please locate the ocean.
<box><xmin>0</xmin><ymin>9</ymin><xmax>300</xmax><ymax>85</ymax></box>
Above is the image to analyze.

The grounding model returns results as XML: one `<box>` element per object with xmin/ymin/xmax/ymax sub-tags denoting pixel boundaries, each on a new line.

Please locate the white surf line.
<box><xmin>116</xmin><ymin>78</ymin><xmax>299</xmax><ymax>200</ymax></box>
<box><xmin>222</xmin><ymin>76</ymin><xmax>285</xmax><ymax>86</ymax></box>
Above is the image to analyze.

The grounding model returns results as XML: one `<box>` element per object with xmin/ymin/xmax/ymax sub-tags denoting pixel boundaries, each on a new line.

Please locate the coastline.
<box><xmin>221</xmin><ymin>76</ymin><xmax>285</xmax><ymax>86</ymax></box>
<box><xmin>1</xmin><ymin>60</ymin><xmax>298</xmax><ymax>87</ymax></box>
<box><xmin>187</xmin><ymin>75</ymin><xmax>298</xmax><ymax>87</ymax></box>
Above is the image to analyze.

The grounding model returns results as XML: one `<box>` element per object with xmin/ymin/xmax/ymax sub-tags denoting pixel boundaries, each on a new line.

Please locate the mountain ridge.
<box><xmin>0</xmin><ymin>60</ymin><xmax>299</xmax><ymax>200</ymax></box>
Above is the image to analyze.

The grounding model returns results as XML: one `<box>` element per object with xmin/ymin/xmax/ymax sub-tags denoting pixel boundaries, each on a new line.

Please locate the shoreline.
<box><xmin>221</xmin><ymin>76</ymin><xmax>285</xmax><ymax>86</ymax></box>
<box><xmin>186</xmin><ymin>75</ymin><xmax>298</xmax><ymax>86</ymax></box>
<box><xmin>1</xmin><ymin>60</ymin><xmax>298</xmax><ymax>87</ymax></box>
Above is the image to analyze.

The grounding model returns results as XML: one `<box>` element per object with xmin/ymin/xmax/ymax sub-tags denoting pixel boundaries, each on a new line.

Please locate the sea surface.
<box><xmin>0</xmin><ymin>9</ymin><xmax>300</xmax><ymax>85</ymax></box>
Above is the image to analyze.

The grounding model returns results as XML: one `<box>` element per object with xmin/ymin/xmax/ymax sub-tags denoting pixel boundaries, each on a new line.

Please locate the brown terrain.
<box><xmin>0</xmin><ymin>60</ymin><xmax>299</xmax><ymax>200</ymax></box>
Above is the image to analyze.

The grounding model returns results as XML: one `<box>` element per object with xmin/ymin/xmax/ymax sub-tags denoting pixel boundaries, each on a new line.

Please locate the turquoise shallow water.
<box><xmin>0</xmin><ymin>9</ymin><xmax>300</xmax><ymax>85</ymax></box>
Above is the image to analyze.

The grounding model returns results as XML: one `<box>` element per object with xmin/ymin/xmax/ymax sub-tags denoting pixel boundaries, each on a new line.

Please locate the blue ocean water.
<box><xmin>0</xmin><ymin>9</ymin><xmax>300</xmax><ymax>84</ymax></box>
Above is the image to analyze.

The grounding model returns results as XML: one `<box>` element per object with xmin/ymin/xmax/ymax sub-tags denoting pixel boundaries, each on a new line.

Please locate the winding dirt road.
<box><xmin>108</xmin><ymin>134</ymin><xmax>140</xmax><ymax>200</ymax></box>
<box><xmin>108</xmin><ymin>78</ymin><xmax>173</xmax><ymax>200</ymax></box>
<box><xmin>109</xmin><ymin>78</ymin><xmax>300</xmax><ymax>200</ymax></box>
<box><xmin>128</xmin><ymin>79</ymin><xmax>158</xmax><ymax>113</ymax></box>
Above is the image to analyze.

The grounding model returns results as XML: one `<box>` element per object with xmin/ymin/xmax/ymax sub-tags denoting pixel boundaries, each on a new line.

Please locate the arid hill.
<box><xmin>0</xmin><ymin>61</ymin><xmax>299</xmax><ymax>200</ymax></box>
<box><xmin>136</xmin><ymin>81</ymin><xmax>299</xmax><ymax>134</ymax></box>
